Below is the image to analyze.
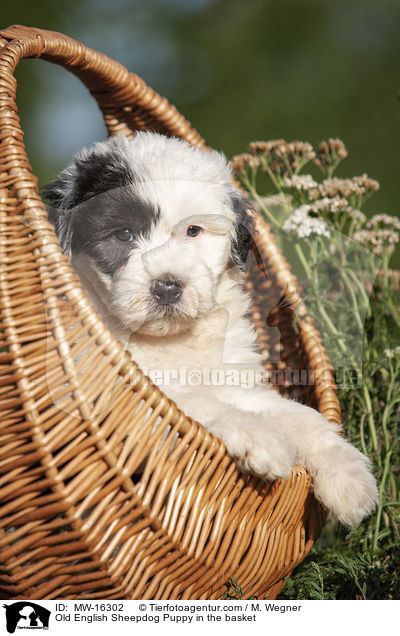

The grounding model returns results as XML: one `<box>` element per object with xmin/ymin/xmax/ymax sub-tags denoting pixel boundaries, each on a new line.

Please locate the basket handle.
<box><xmin>0</xmin><ymin>24</ymin><xmax>206</xmax><ymax>210</ymax></box>
<box><xmin>0</xmin><ymin>25</ymin><xmax>206</xmax><ymax>144</ymax></box>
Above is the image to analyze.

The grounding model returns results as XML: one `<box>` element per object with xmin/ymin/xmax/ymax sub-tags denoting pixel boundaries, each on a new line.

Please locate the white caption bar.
<box><xmin>0</xmin><ymin>599</ymin><xmax>397</xmax><ymax>635</ymax></box>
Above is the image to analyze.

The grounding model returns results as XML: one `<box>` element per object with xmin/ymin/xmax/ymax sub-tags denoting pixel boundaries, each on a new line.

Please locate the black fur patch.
<box><xmin>43</xmin><ymin>147</ymin><xmax>135</xmax><ymax>209</ymax></box>
<box><xmin>43</xmin><ymin>146</ymin><xmax>160</xmax><ymax>275</ymax></box>
<box><xmin>229</xmin><ymin>188</ymin><xmax>256</xmax><ymax>270</ymax></box>
<box><xmin>70</xmin><ymin>188</ymin><xmax>160</xmax><ymax>275</ymax></box>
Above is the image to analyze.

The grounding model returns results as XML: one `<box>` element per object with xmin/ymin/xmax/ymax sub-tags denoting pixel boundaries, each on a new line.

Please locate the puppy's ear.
<box><xmin>42</xmin><ymin>172</ymin><xmax>77</xmax><ymax>255</ymax></box>
<box><xmin>42</xmin><ymin>136</ymin><xmax>134</xmax><ymax>254</ymax></box>
<box><xmin>229</xmin><ymin>188</ymin><xmax>256</xmax><ymax>271</ymax></box>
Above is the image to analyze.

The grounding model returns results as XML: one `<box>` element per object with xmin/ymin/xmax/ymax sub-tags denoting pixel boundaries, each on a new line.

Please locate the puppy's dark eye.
<box><xmin>115</xmin><ymin>229</ymin><xmax>133</xmax><ymax>242</ymax></box>
<box><xmin>186</xmin><ymin>225</ymin><xmax>202</xmax><ymax>237</ymax></box>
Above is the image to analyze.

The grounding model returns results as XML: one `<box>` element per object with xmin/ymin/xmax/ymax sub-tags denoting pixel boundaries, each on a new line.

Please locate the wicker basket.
<box><xmin>0</xmin><ymin>25</ymin><xmax>340</xmax><ymax>600</ymax></box>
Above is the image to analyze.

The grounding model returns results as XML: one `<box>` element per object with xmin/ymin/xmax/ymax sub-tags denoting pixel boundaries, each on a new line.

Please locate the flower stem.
<box><xmin>294</xmin><ymin>242</ymin><xmax>312</xmax><ymax>280</ymax></box>
<box><xmin>341</xmin><ymin>270</ymin><xmax>364</xmax><ymax>331</ymax></box>
<box><xmin>362</xmin><ymin>382</ymin><xmax>379</xmax><ymax>457</ymax></box>
<box><xmin>373</xmin><ymin>449</ymin><xmax>392</xmax><ymax>552</ymax></box>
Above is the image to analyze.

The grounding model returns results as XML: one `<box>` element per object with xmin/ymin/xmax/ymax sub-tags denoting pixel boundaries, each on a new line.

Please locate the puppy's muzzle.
<box><xmin>151</xmin><ymin>278</ymin><xmax>183</xmax><ymax>305</ymax></box>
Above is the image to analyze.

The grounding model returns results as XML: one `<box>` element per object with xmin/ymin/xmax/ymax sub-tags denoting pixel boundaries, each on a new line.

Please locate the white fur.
<box><xmin>64</xmin><ymin>132</ymin><xmax>378</xmax><ymax>528</ymax></box>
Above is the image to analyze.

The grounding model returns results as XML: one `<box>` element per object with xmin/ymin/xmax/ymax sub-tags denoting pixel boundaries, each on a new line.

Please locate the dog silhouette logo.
<box><xmin>3</xmin><ymin>602</ymin><xmax>50</xmax><ymax>633</ymax></box>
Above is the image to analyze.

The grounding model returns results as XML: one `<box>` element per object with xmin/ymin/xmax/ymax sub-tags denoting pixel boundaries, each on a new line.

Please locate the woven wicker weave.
<box><xmin>0</xmin><ymin>25</ymin><xmax>340</xmax><ymax>600</ymax></box>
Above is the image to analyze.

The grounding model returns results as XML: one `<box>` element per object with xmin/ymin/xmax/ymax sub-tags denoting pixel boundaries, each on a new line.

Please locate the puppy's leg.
<box><xmin>275</xmin><ymin>399</ymin><xmax>379</xmax><ymax>528</ymax></box>
<box><xmin>169</xmin><ymin>388</ymin><xmax>296</xmax><ymax>481</ymax></box>
<box><xmin>217</xmin><ymin>385</ymin><xmax>378</xmax><ymax>528</ymax></box>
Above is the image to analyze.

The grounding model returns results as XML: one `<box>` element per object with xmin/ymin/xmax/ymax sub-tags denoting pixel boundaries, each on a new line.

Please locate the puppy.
<box><xmin>44</xmin><ymin>131</ymin><xmax>378</xmax><ymax>528</ymax></box>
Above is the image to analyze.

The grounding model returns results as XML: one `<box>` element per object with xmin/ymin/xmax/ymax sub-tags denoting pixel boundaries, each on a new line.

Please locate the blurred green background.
<box><xmin>3</xmin><ymin>0</ymin><xmax>400</xmax><ymax>234</ymax></box>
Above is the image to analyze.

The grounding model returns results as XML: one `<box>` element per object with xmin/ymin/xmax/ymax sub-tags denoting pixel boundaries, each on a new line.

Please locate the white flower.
<box><xmin>283</xmin><ymin>205</ymin><xmax>331</xmax><ymax>238</ymax></box>
<box><xmin>283</xmin><ymin>175</ymin><xmax>318</xmax><ymax>191</ymax></box>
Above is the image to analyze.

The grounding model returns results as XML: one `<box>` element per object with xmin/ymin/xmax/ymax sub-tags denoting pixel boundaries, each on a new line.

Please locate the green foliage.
<box><xmin>232</xmin><ymin>138</ymin><xmax>400</xmax><ymax>600</ymax></box>
<box><xmin>280</xmin><ymin>539</ymin><xmax>400</xmax><ymax>600</ymax></box>
<box><xmin>221</xmin><ymin>577</ymin><xmax>259</xmax><ymax>600</ymax></box>
<box><xmin>221</xmin><ymin>577</ymin><xmax>244</xmax><ymax>600</ymax></box>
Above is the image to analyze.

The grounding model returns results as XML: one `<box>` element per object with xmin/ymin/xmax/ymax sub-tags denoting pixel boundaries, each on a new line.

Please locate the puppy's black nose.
<box><xmin>152</xmin><ymin>279</ymin><xmax>183</xmax><ymax>305</ymax></box>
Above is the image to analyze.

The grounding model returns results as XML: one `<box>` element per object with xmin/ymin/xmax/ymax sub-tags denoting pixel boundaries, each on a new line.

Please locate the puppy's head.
<box><xmin>44</xmin><ymin>132</ymin><xmax>255</xmax><ymax>336</ymax></box>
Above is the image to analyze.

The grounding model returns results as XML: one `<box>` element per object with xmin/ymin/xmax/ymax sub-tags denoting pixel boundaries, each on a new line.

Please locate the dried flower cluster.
<box><xmin>353</xmin><ymin>213</ymin><xmax>400</xmax><ymax>256</ymax></box>
<box><xmin>281</xmin><ymin>176</ymin><xmax>372</xmax><ymax>234</ymax></box>
<box><xmin>230</xmin><ymin>152</ymin><xmax>260</xmax><ymax>174</ymax></box>
<box><xmin>230</xmin><ymin>137</ymin><xmax>399</xmax><ymax>260</ymax></box>
<box><xmin>314</xmin><ymin>138</ymin><xmax>348</xmax><ymax>175</ymax></box>
<box><xmin>353</xmin><ymin>229</ymin><xmax>399</xmax><ymax>257</ymax></box>
<box><xmin>257</xmin><ymin>140</ymin><xmax>315</xmax><ymax>178</ymax></box>
<box><xmin>314</xmin><ymin>174</ymin><xmax>379</xmax><ymax>201</ymax></box>
<box><xmin>365</xmin><ymin>213</ymin><xmax>400</xmax><ymax>232</ymax></box>
<box><xmin>281</xmin><ymin>171</ymin><xmax>379</xmax><ymax>234</ymax></box>
<box><xmin>231</xmin><ymin>139</ymin><xmax>316</xmax><ymax>180</ymax></box>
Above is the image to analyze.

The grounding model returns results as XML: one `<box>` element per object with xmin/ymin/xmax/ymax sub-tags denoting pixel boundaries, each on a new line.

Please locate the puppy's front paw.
<box><xmin>313</xmin><ymin>443</ymin><xmax>379</xmax><ymax>528</ymax></box>
<box><xmin>207</xmin><ymin>415</ymin><xmax>295</xmax><ymax>481</ymax></box>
